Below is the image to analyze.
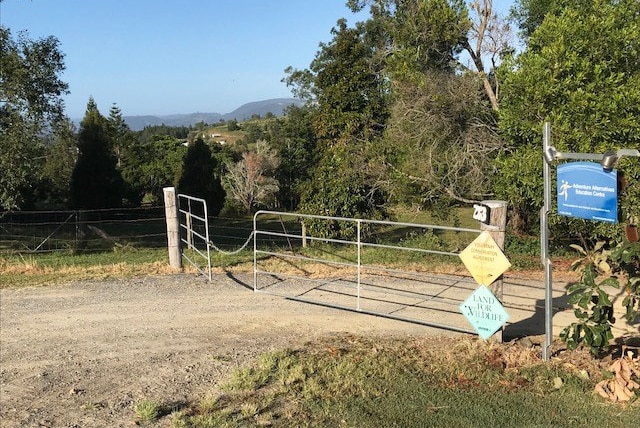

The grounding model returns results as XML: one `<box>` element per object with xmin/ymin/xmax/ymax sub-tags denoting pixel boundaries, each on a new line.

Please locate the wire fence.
<box><xmin>0</xmin><ymin>205</ymin><xmax>305</xmax><ymax>256</ymax></box>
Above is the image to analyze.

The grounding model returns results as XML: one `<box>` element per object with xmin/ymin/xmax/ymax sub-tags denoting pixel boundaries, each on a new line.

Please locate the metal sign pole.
<box><xmin>541</xmin><ymin>123</ymin><xmax>553</xmax><ymax>361</ymax></box>
<box><xmin>540</xmin><ymin>122</ymin><xmax>639</xmax><ymax>362</ymax></box>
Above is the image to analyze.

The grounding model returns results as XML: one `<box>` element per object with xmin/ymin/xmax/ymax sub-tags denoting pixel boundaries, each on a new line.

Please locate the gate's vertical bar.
<box><xmin>357</xmin><ymin>219</ymin><xmax>361</xmax><ymax>311</ymax></box>
<box><xmin>203</xmin><ymin>197</ymin><xmax>212</xmax><ymax>282</ymax></box>
<box><xmin>542</xmin><ymin>122</ymin><xmax>553</xmax><ymax>361</ymax></box>
<box><xmin>253</xmin><ymin>212</ymin><xmax>258</xmax><ymax>292</ymax></box>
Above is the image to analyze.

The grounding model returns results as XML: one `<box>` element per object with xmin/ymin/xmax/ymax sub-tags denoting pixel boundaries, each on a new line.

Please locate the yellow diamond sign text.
<box><xmin>459</xmin><ymin>231</ymin><xmax>511</xmax><ymax>286</ymax></box>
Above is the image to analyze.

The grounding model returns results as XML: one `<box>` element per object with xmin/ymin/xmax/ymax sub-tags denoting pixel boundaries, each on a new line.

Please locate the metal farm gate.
<box><xmin>178</xmin><ymin>194</ymin><xmax>212</xmax><ymax>281</ymax></box>
<box><xmin>175</xmin><ymin>198</ymin><xmax>502</xmax><ymax>334</ymax></box>
<box><xmin>252</xmin><ymin>210</ymin><xmax>483</xmax><ymax>334</ymax></box>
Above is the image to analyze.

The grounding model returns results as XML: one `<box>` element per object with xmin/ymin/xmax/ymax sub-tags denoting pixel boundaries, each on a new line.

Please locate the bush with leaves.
<box><xmin>561</xmin><ymin>240</ymin><xmax>640</xmax><ymax>355</ymax></box>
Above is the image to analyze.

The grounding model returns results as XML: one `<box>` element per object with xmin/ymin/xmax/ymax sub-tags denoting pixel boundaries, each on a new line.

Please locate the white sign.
<box><xmin>472</xmin><ymin>204</ymin><xmax>490</xmax><ymax>224</ymax></box>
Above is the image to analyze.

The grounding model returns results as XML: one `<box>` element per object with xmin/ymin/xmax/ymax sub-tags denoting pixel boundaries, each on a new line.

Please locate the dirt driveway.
<box><xmin>0</xmin><ymin>273</ymin><xmax>454</xmax><ymax>427</ymax></box>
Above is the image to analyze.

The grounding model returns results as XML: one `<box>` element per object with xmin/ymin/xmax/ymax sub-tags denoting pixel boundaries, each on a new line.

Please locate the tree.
<box><xmin>70</xmin><ymin>98</ymin><xmax>125</xmax><ymax>209</ymax></box>
<box><xmin>299</xmin><ymin>143</ymin><xmax>388</xmax><ymax>239</ymax></box>
<box><xmin>286</xmin><ymin>18</ymin><xmax>389</xmax><ymax>144</ymax></box>
<box><xmin>223</xmin><ymin>140</ymin><xmax>279</xmax><ymax>215</ymax></box>
<box><xmin>271</xmin><ymin>105</ymin><xmax>318</xmax><ymax>210</ymax></box>
<box><xmin>497</xmin><ymin>0</ymin><xmax>640</xmax><ymax>233</ymax></box>
<box><xmin>0</xmin><ymin>27</ymin><xmax>69</xmax><ymax>210</ymax></box>
<box><xmin>349</xmin><ymin>0</ymin><xmax>512</xmax><ymax>110</ymax></box>
<box><xmin>41</xmin><ymin>118</ymin><xmax>77</xmax><ymax>207</ymax></box>
<box><xmin>284</xmin><ymin>19</ymin><xmax>390</xmax><ymax>227</ymax></box>
<box><xmin>346</xmin><ymin>0</ymin><xmax>510</xmax><ymax>206</ymax></box>
<box><xmin>387</xmin><ymin>71</ymin><xmax>502</xmax><ymax>206</ymax></box>
<box><xmin>509</xmin><ymin>0</ymin><xmax>571</xmax><ymax>40</ymax></box>
<box><xmin>226</xmin><ymin>119</ymin><xmax>239</xmax><ymax>131</ymax></box>
<box><xmin>177</xmin><ymin>138</ymin><xmax>225</xmax><ymax>216</ymax></box>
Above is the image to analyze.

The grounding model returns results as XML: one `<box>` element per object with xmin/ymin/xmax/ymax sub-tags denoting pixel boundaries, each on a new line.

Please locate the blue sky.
<box><xmin>1</xmin><ymin>0</ymin><xmax>514</xmax><ymax>118</ymax></box>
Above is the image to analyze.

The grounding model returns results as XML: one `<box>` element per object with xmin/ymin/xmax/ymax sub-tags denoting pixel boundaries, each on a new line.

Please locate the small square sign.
<box><xmin>460</xmin><ymin>285</ymin><xmax>509</xmax><ymax>340</ymax></box>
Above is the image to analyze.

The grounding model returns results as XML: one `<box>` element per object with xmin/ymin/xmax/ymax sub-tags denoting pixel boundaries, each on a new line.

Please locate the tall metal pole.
<box><xmin>541</xmin><ymin>122</ymin><xmax>553</xmax><ymax>361</ymax></box>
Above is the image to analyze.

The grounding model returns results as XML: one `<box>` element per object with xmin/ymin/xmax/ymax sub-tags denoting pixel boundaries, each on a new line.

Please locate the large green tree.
<box><xmin>285</xmin><ymin>19</ymin><xmax>390</xmax><ymax>231</ymax></box>
<box><xmin>41</xmin><ymin>118</ymin><xmax>77</xmax><ymax>208</ymax></box>
<box><xmin>347</xmin><ymin>0</ymin><xmax>509</xmax><ymax>207</ymax></box>
<box><xmin>0</xmin><ymin>27</ymin><xmax>69</xmax><ymax>210</ymax></box>
<box><xmin>270</xmin><ymin>105</ymin><xmax>318</xmax><ymax>211</ymax></box>
<box><xmin>497</xmin><ymin>0</ymin><xmax>640</xmax><ymax>233</ymax></box>
<box><xmin>177</xmin><ymin>138</ymin><xmax>225</xmax><ymax>216</ymax></box>
<box><xmin>70</xmin><ymin>98</ymin><xmax>125</xmax><ymax>209</ymax></box>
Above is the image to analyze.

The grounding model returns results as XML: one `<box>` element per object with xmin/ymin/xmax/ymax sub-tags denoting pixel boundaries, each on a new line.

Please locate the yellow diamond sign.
<box><xmin>459</xmin><ymin>231</ymin><xmax>511</xmax><ymax>286</ymax></box>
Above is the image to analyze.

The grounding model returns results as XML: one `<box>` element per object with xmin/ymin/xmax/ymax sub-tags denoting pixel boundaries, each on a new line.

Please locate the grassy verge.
<box><xmin>168</xmin><ymin>335</ymin><xmax>638</xmax><ymax>427</ymax></box>
<box><xmin>0</xmin><ymin>248</ymin><xmax>172</xmax><ymax>287</ymax></box>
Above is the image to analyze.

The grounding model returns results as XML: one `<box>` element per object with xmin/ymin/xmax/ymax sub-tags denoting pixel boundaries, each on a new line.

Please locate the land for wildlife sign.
<box><xmin>459</xmin><ymin>285</ymin><xmax>509</xmax><ymax>340</ymax></box>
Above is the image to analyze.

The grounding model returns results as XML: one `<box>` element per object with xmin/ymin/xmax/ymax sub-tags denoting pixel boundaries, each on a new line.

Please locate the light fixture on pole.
<box><xmin>543</xmin><ymin>146</ymin><xmax>557</xmax><ymax>164</ymax></box>
<box><xmin>600</xmin><ymin>150</ymin><xmax>618</xmax><ymax>171</ymax></box>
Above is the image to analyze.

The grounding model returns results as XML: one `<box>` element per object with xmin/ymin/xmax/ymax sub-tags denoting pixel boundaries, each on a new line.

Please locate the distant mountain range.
<box><xmin>122</xmin><ymin>98</ymin><xmax>305</xmax><ymax>131</ymax></box>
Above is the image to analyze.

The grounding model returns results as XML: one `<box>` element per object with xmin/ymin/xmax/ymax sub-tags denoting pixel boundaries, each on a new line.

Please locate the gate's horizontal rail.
<box><xmin>255</xmin><ymin>250</ymin><xmax>359</xmax><ymax>269</ymax></box>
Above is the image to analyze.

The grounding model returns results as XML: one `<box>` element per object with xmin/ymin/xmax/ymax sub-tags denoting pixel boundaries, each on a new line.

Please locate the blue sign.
<box><xmin>459</xmin><ymin>285</ymin><xmax>509</xmax><ymax>340</ymax></box>
<box><xmin>557</xmin><ymin>162</ymin><xmax>617</xmax><ymax>223</ymax></box>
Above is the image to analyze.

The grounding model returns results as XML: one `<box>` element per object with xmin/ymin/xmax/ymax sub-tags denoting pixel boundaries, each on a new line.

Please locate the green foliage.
<box><xmin>493</xmin><ymin>145</ymin><xmax>542</xmax><ymax>233</ymax></box>
<box><xmin>285</xmin><ymin>18</ymin><xmax>389</xmax><ymax>144</ymax></box>
<box><xmin>270</xmin><ymin>105</ymin><xmax>318</xmax><ymax>210</ymax></box>
<box><xmin>70</xmin><ymin>98</ymin><xmax>125</xmax><ymax>209</ymax></box>
<box><xmin>610</xmin><ymin>241</ymin><xmax>640</xmax><ymax>322</ymax></box>
<box><xmin>300</xmin><ymin>145</ymin><xmax>387</xmax><ymax>240</ymax></box>
<box><xmin>561</xmin><ymin>239</ymin><xmax>640</xmax><ymax>355</ymax></box>
<box><xmin>226</xmin><ymin>119</ymin><xmax>239</xmax><ymax>132</ymax></box>
<box><xmin>0</xmin><ymin>27</ymin><xmax>69</xmax><ymax>210</ymax></box>
<box><xmin>498</xmin><ymin>0</ymin><xmax>640</xmax><ymax>234</ymax></box>
<box><xmin>177</xmin><ymin>138</ymin><xmax>225</xmax><ymax>216</ymax></box>
<box><xmin>510</xmin><ymin>0</ymin><xmax>573</xmax><ymax>39</ymax></box>
<box><xmin>41</xmin><ymin>118</ymin><xmax>77</xmax><ymax>207</ymax></box>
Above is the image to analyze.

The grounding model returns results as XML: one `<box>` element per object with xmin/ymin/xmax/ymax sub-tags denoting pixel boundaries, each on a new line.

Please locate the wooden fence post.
<box><xmin>481</xmin><ymin>200</ymin><xmax>508</xmax><ymax>342</ymax></box>
<box><xmin>163</xmin><ymin>187</ymin><xmax>182</xmax><ymax>270</ymax></box>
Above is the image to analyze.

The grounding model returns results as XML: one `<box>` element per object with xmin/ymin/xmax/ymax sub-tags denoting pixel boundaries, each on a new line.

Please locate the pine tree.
<box><xmin>177</xmin><ymin>138</ymin><xmax>225</xmax><ymax>216</ymax></box>
<box><xmin>70</xmin><ymin>98</ymin><xmax>125</xmax><ymax>209</ymax></box>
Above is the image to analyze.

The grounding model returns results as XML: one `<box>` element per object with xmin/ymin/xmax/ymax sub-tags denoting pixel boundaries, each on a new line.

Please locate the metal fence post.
<box><xmin>542</xmin><ymin>122</ymin><xmax>553</xmax><ymax>361</ymax></box>
<box><xmin>163</xmin><ymin>187</ymin><xmax>182</xmax><ymax>270</ymax></box>
<box><xmin>357</xmin><ymin>219</ymin><xmax>361</xmax><ymax>311</ymax></box>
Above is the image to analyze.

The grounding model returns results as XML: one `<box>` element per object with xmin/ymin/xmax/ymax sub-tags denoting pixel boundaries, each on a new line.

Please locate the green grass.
<box><xmin>134</xmin><ymin>399</ymin><xmax>161</xmax><ymax>424</ymax></box>
<box><xmin>171</xmin><ymin>336</ymin><xmax>639</xmax><ymax>428</ymax></box>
